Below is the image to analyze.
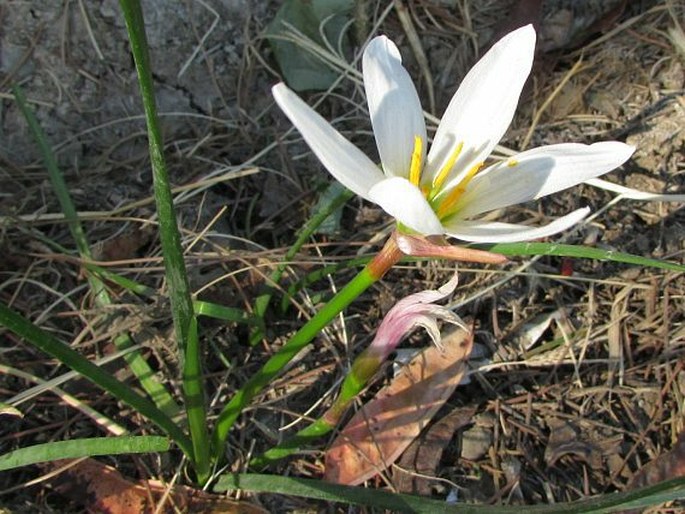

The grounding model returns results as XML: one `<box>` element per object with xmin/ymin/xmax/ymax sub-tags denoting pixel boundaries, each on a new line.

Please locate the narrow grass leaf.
<box><xmin>12</xmin><ymin>85</ymin><xmax>95</xmax><ymax>268</ymax></box>
<box><xmin>473</xmin><ymin>242</ymin><xmax>684</xmax><ymax>272</ymax></box>
<box><xmin>181</xmin><ymin>316</ymin><xmax>210</xmax><ymax>482</ymax></box>
<box><xmin>282</xmin><ymin>256</ymin><xmax>371</xmax><ymax>312</ymax></box>
<box><xmin>0</xmin><ymin>303</ymin><xmax>193</xmax><ymax>459</ymax></box>
<box><xmin>88</xmin><ymin>265</ymin><xmax>155</xmax><ymax>297</ymax></box>
<box><xmin>0</xmin><ymin>436</ymin><xmax>169</xmax><ymax>471</ymax></box>
<box><xmin>118</xmin><ymin>1</ymin><xmax>195</xmax><ymax>356</ymax></box>
<box><xmin>13</xmin><ymin>84</ymin><xmax>180</xmax><ymax>418</ymax></box>
<box><xmin>215</xmin><ymin>473</ymin><xmax>455</xmax><ymax>512</ymax></box>
<box><xmin>194</xmin><ymin>300</ymin><xmax>256</xmax><ymax>325</ymax></box>
<box><xmin>215</xmin><ymin>473</ymin><xmax>685</xmax><ymax>513</ymax></box>
<box><xmin>251</xmin><ymin>183</ymin><xmax>353</xmax><ymax>343</ymax></box>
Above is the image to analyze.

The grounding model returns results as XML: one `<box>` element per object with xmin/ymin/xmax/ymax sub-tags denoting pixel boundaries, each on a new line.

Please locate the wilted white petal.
<box><xmin>425</xmin><ymin>25</ymin><xmax>536</xmax><ymax>192</ymax></box>
<box><xmin>392</xmin><ymin>273</ymin><xmax>459</xmax><ymax>310</ymax></box>
<box><xmin>272</xmin><ymin>83</ymin><xmax>385</xmax><ymax>200</ymax></box>
<box><xmin>457</xmin><ymin>142</ymin><xmax>635</xmax><ymax>218</ymax></box>
<box><xmin>368</xmin><ymin>177</ymin><xmax>444</xmax><ymax>235</ymax></box>
<box><xmin>369</xmin><ymin>274</ymin><xmax>461</xmax><ymax>359</ymax></box>
<box><xmin>413</xmin><ymin>316</ymin><xmax>444</xmax><ymax>347</ymax></box>
<box><xmin>445</xmin><ymin>208</ymin><xmax>590</xmax><ymax>243</ymax></box>
<box><xmin>363</xmin><ymin>36</ymin><xmax>427</xmax><ymax>179</ymax></box>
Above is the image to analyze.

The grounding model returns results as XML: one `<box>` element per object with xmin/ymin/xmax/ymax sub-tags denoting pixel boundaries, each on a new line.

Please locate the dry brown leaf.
<box><xmin>91</xmin><ymin>226</ymin><xmax>154</xmax><ymax>263</ymax></box>
<box><xmin>44</xmin><ymin>458</ymin><xmax>266</xmax><ymax>514</ymax></box>
<box><xmin>545</xmin><ymin>419</ymin><xmax>603</xmax><ymax>469</ymax></box>
<box><xmin>325</xmin><ymin>328</ymin><xmax>473</xmax><ymax>485</ymax></box>
<box><xmin>628</xmin><ymin>429</ymin><xmax>685</xmax><ymax>490</ymax></box>
<box><xmin>393</xmin><ymin>406</ymin><xmax>477</xmax><ymax>495</ymax></box>
<box><xmin>46</xmin><ymin>458</ymin><xmax>145</xmax><ymax>514</ymax></box>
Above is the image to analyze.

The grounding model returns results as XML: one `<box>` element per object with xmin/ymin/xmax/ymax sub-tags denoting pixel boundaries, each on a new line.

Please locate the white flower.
<box><xmin>272</xmin><ymin>25</ymin><xmax>634</xmax><ymax>243</ymax></box>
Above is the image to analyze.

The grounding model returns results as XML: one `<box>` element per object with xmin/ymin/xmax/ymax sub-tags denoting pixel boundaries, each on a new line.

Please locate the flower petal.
<box><xmin>394</xmin><ymin>232</ymin><xmax>508</xmax><ymax>263</ymax></box>
<box><xmin>363</xmin><ymin>36</ymin><xmax>427</xmax><ymax>179</ymax></box>
<box><xmin>272</xmin><ymin>83</ymin><xmax>385</xmax><ymax>200</ymax></box>
<box><xmin>425</xmin><ymin>25</ymin><xmax>536</xmax><ymax>192</ymax></box>
<box><xmin>368</xmin><ymin>177</ymin><xmax>444</xmax><ymax>235</ymax></box>
<box><xmin>393</xmin><ymin>273</ymin><xmax>460</xmax><ymax>309</ymax></box>
<box><xmin>456</xmin><ymin>142</ymin><xmax>635</xmax><ymax>218</ymax></box>
<box><xmin>445</xmin><ymin>208</ymin><xmax>590</xmax><ymax>243</ymax></box>
<box><xmin>369</xmin><ymin>274</ymin><xmax>464</xmax><ymax>359</ymax></box>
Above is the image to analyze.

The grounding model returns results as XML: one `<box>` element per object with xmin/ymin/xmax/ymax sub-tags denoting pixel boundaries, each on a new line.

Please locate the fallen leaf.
<box><xmin>545</xmin><ymin>419</ymin><xmax>602</xmax><ymax>469</ymax></box>
<box><xmin>44</xmin><ymin>458</ymin><xmax>266</xmax><ymax>514</ymax></box>
<box><xmin>544</xmin><ymin>418</ymin><xmax>622</xmax><ymax>471</ymax></box>
<box><xmin>266</xmin><ymin>0</ymin><xmax>353</xmax><ymax>92</ymax></box>
<box><xmin>515</xmin><ymin>309</ymin><xmax>563</xmax><ymax>351</ymax></box>
<box><xmin>48</xmin><ymin>458</ymin><xmax>145</xmax><ymax>514</ymax></box>
<box><xmin>628</xmin><ymin>428</ymin><xmax>685</xmax><ymax>490</ymax></box>
<box><xmin>460</xmin><ymin>424</ymin><xmax>493</xmax><ymax>461</ymax></box>
<box><xmin>393</xmin><ymin>406</ymin><xmax>477</xmax><ymax>495</ymax></box>
<box><xmin>325</xmin><ymin>328</ymin><xmax>473</xmax><ymax>485</ymax></box>
<box><xmin>91</xmin><ymin>226</ymin><xmax>154</xmax><ymax>263</ymax></box>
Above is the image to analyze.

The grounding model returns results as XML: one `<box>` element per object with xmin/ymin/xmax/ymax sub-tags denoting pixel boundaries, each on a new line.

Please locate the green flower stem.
<box><xmin>249</xmin><ymin>347</ymin><xmax>383</xmax><ymax>468</ymax></box>
<box><xmin>119</xmin><ymin>0</ymin><xmax>209</xmax><ymax>483</ymax></box>
<box><xmin>211</xmin><ymin>237</ymin><xmax>403</xmax><ymax>463</ymax></box>
<box><xmin>251</xmin><ymin>238</ymin><xmax>685</xmax><ymax>468</ymax></box>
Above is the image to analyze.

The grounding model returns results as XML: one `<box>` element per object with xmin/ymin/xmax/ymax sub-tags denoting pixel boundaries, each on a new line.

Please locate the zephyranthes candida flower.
<box><xmin>272</xmin><ymin>25</ymin><xmax>634</xmax><ymax>243</ymax></box>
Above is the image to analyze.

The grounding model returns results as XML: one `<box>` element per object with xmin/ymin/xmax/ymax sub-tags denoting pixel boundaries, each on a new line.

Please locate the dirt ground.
<box><xmin>1</xmin><ymin>0</ymin><xmax>684</xmax><ymax>512</ymax></box>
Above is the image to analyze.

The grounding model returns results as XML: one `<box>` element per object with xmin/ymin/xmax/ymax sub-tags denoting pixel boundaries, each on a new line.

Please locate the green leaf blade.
<box><xmin>215</xmin><ymin>473</ymin><xmax>685</xmax><ymax>513</ymax></box>
<box><xmin>472</xmin><ymin>242</ymin><xmax>684</xmax><ymax>272</ymax></box>
<box><xmin>0</xmin><ymin>303</ymin><xmax>193</xmax><ymax>459</ymax></box>
<box><xmin>0</xmin><ymin>436</ymin><xmax>170</xmax><ymax>472</ymax></box>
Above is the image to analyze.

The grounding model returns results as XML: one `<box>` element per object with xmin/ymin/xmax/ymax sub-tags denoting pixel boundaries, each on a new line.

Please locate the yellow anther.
<box><xmin>507</xmin><ymin>159</ymin><xmax>519</xmax><ymax>167</ymax></box>
<box><xmin>408</xmin><ymin>136</ymin><xmax>423</xmax><ymax>187</ymax></box>
<box><xmin>431</xmin><ymin>141</ymin><xmax>464</xmax><ymax>193</ymax></box>
<box><xmin>436</xmin><ymin>161</ymin><xmax>484</xmax><ymax>220</ymax></box>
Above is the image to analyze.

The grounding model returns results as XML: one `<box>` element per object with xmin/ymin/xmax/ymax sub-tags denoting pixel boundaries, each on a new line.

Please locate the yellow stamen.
<box><xmin>408</xmin><ymin>136</ymin><xmax>423</xmax><ymax>187</ymax></box>
<box><xmin>436</xmin><ymin>161</ymin><xmax>484</xmax><ymax>219</ymax></box>
<box><xmin>507</xmin><ymin>159</ymin><xmax>518</xmax><ymax>167</ymax></box>
<box><xmin>431</xmin><ymin>141</ymin><xmax>464</xmax><ymax>193</ymax></box>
